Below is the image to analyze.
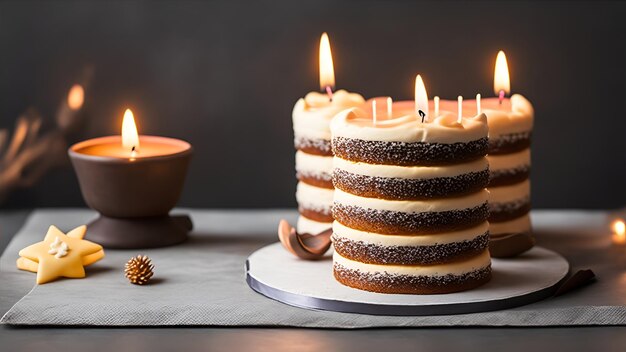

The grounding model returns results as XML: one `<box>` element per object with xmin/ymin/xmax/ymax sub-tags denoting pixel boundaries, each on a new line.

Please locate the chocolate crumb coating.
<box><xmin>489</xmin><ymin>132</ymin><xmax>531</xmax><ymax>155</ymax></box>
<box><xmin>297</xmin><ymin>172</ymin><xmax>334</xmax><ymax>189</ymax></box>
<box><xmin>489</xmin><ymin>166</ymin><xmax>530</xmax><ymax>187</ymax></box>
<box><xmin>333</xmin><ymin>263</ymin><xmax>492</xmax><ymax>294</ymax></box>
<box><xmin>332</xmin><ymin>203</ymin><xmax>489</xmax><ymax>235</ymax></box>
<box><xmin>332</xmin><ymin>232</ymin><xmax>489</xmax><ymax>265</ymax></box>
<box><xmin>294</xmin><ymin>137</ymin><xmax>332</xmax><ymax>156</ymax></box>
<box><xmin>299</xmin><ymin>207</ymin><xmax>333</xmax><ymax>223</ymax></box>
<box><xmin>333</xmin><ymin>169</ymin><xmax>489</xmax><ymax>200</ymax></box>
<box><xmin>489</xmin><ymin>198</ymin><xmax>531</xmax><ymax>222</ymax></box>
<box><xmin>332</xmin><ymin>137</ymin><xmax>488</xmax><ymax>166</ymax></box>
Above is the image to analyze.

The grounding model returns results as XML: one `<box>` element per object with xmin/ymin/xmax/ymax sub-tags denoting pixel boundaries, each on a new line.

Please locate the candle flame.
<box><xmin>67</xmin><ymin>84</ymin><xmax>84</xmax><ymax>111</ymax></box>
<box><xmin>121</xmin><ymin>109</ymin><xmax>140</xmax><ymax>153</ymax></box>
<box><xmin>494</xmin><ymin>50</ymin><xmax>511</xmax><ymax>96</ymax></box>
<box><xmin>319</xmin><ymin>32</ymin><xmax>335</xmax><ymax>91</ymax></box>
<box><xmin>613</xmin><ymin>219</ymin><xmax>625</xmax><ymax>236</ymax></box>
<box><xmin>414</xmin><ymin>74</ymin><xmax>429</xmax><ymax>121</ymax></box>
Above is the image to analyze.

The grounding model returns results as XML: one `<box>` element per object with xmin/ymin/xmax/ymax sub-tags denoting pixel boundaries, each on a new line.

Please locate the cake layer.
<box><xmin>333</xmin><ymin>250</ymin><xmax>492</xmax><ymax>294</ymax></box>
<box><xmin>296</xmin><ymin>182</ymin><xmax>333</xmax><ymax>221</ymax></box>
<box><xmin>333</xmin><ymin>203</ymin><xmax>489</xmax><ymax>235</ymax></box>
<box><xmin>488</xmin><ymin>148</ymin><xmax>530</xmax><ymax>186</ymax></box>
<box><xmin>294</xmin><ymin>137</ymin><xmax>332</xmax><ymax>156</ymax></box>
<box><xmin>332</xmin><ymin>136</ymin><xmax>488</xmax><ymax>166</ymax></box>
<box><xmin>489</xmin><ymin>131</ymin><xmax>531</xmax><ymax>155</ymax></box>
<box><xmin>489</xmin><ymin>180</ymin><xmax>531</xmax><ymax>222</ymax></box>
<box><xmin>334</xmin><ymin>188</ymin><xmax>489</xmax><ymax>214</ymax></box>
<box><xmin>295</xmin><ymin>150</ymin><xmax>333</xmax><ymax>188</ymax></box>
<box><xmin>334</xmin><ymin>155</ymin><xmax>489</xmax><ymax>180</ymax></box>
<box><xmin>333</xmin><ymin>164</ymin><xmax>489</xmax><ymax>200</ymax></box>
<box><xmin>489</xmin><ymin>214</ymin><xmax>532</xmax><ymax>237</ymax></box>
<box><xmin>332</xmin><ymin>221</ymin><xmax>489</xmax><ymax>265</ymax></box>
<box><xmin>297</xmin><ymin>215</ymin><xmax>332</xmax><ymax>235</ymax></box>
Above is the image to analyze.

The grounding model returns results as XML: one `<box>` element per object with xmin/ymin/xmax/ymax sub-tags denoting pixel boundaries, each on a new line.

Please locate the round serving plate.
<box><xmin>246</xmin><ymin>243</ymin><xmax>569</xmax><ymax>316</ymax></box>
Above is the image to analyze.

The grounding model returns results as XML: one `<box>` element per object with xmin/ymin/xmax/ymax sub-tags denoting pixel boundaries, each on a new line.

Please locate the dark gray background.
<box><xmin>0</xmin><ymin>0</ymin><xmax>624</xmax><ymax>210</ymax></box>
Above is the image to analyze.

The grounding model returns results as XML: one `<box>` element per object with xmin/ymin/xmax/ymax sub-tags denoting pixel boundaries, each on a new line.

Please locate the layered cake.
<box><xmin>330</xmin><ymin>103</ymin><xmax>492</xmax><ymax>294</ymax></box>
<box><xmin>441</xmin><ymin>95</ymin><xmax>534</xmax><ymax>257</ymax></box>
<box><xmin>292</xmin><ymin>89</ymin><xmax>364</xmax><ymax>234</ymax></box>
<box><xmin>481</xmin><ymin>95</ymin><xmax>534</xmax><ymax>251</ymax></box>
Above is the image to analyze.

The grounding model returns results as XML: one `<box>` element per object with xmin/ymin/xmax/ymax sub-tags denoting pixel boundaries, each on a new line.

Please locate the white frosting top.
<box><xmin>334</xmin><ymin>156</ymin><xmax>488</xmax><ymax>180</ymax></box>
<box><xmin>334</xmin><ymin>250</ymin><xmax>491</xmax><ymax>276</ymax></box>
<box><xmin>293</xmin><ymin>89</ymin><xmax>365</xmax><ymax>141</ymax></box>
<box><xmin>334</xmin><ymin>188</ymin><xmax>489</xmax><ymax>213</ymax></box>
<box><xmin>333</xmin><ymin>221</ymin><xmax>488</xmax><ymax>246</ymax></box>
<box><xmin>295</xmin><ymin>150</ymin><xmax>333</xmax><ymax>176</ymax></box>
<box><xmin>483</xmin><ymin>94</ymin><xmax>534</xmax><ymax>139</ymax></box>
<box><xmin>489</xmin><ymin>180</ymin><xmax>530</xmax><ymax>204</ymax></box>
<box><xmin>489</xmin><ymin>214</ymin><xmax>532</xmax><ymax>235</ymax></box>
<box><xmin>48</xmin><ymin>237</ymin><xmax>69</xmax><ymax>259</ymax></box>
<box><xmin>487</xmin><ymin>148</ymin><xmax>530</xmax><ymax>172</ymax></box>
<box><xmin>330</xmin><ymin>107</ymin><xmax>488</xmax><ymax>144</ymax></box>
<box><xmin>296</xmin><ymin>181</ymin><xmax>334</xmax><ymax>211</ymax></box>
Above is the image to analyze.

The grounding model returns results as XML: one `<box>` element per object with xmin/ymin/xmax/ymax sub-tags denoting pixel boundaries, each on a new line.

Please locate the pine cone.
<box><xmin>124</xmin><ymin>255</ymin><xmax>154</xmax><ymax>285</ymax></box>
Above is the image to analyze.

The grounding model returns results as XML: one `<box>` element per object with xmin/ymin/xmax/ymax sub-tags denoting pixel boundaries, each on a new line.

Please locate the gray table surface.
<box><xmin>1</xmin><ymin>209</ymin><xmax>625</xmax><ymax>352</ymax></box>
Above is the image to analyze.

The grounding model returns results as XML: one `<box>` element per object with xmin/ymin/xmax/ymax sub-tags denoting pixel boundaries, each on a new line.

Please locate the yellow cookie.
<box><xmin>19</xmin><ymin>225</ymin><xmax>103</xmax><ymax>284</ymax></box>
<box><xmin>17</xmin><ymin>249</ymin><xmax>105</xmax><ymax>273</ymax></box>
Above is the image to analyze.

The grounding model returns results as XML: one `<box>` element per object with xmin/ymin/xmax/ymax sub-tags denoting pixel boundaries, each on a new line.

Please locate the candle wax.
<box><xmin>72</xmin><ymin>136</ymin><xmax>190</xmax><ymax>159</ymax></box>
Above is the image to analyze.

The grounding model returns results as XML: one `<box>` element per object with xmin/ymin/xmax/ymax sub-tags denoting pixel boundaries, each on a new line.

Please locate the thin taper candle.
<box><xmin>434</xmin><ymin>96</ymin><xmax>440</xmax><ymax>118</ymax></box>
<box><xmin>457</xmin><ymin>96</ymin><xmax>463</xmax><ymax>123</ymax></box>
<box><xmin>387</xmin><ymin>97</ymin><xmax>392</xmax><ymax>118</ymax></box>
<box><xmin>372</xmin><ymin>100</ymin><xmax>377</xmax><ymax>126</ymax></box>
<box><xmin>476</xmin><ymin>93</ymin><xmax>481</xmax><ymax>114</ymax></box>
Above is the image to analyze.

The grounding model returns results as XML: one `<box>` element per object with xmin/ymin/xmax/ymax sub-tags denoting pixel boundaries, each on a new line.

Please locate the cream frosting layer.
<box><xmin>334</xmin><ymin>188</ymin><xmax>489</xmax><ymax>213</ymax></box>
<box><xmin>333</xmin><ymin>250</ymin><xmax>491</xmax><ymax>276</ymax></box>
<box><xmin>483</xmin><ymin>94</ymin><xmax>534</xmax><ymax>139</ymax></box>
<box><xmin>489</xmin><ymin>214</ymin><xmax>532</xmax><ymax>235</ymax></box>
<box><xmin>293</xmin><ymin>90</ymin><xmax>365</xmax><ymax>141</ymax></box>
<box><xmin>334</xmin><ymin>156</ymin><xmax>489</xmax><ymax>180</ymax></box>
<box><xmin>296</xmin><ymin>150</ymin><xmax>333</xmax><ymax>176</ymax></box>
<box><xmin>296</xmin><ymin>181</ymin><xmax>334</xmax><ymax>211</ymax></box>
<box><xmin>297</xmin><ymin>215</ymin><xmax>332</xmax><ymax>235</ymax></box>
<box><xmin>330</xmin><ymin>107</ymin><xmax>488</xmax><ymax>144</ymax></box>
<box><xmin>333</xmin><ymin>221</ymin><xmax>489</xmax><ymax>247</ymax></box>
<box><xmin>438</xmin><ymin>94</ymin><xmax>534</xmax><ymax>140</ymax></box>
<box><xmin>489</xmin><ymin>180</ymin><xmax>530</xmax><ymax>204</ymax></box>
<box><xmin>488</xmin><ymin>148</ymin><xmax>531</xmax><ymax>172</ymax></box>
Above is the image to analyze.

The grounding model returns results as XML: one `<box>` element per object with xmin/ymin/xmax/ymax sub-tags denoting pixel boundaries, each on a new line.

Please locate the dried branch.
<box><xmin>0</xmin><ymin>66</ymin><xmax>93</xmax><ymax>204</ymax></box>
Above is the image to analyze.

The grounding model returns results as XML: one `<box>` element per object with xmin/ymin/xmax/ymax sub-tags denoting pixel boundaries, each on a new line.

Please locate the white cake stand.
<box><xmin>246</xmin><ymin>243</ymin><xmax>569</xmax><ymax>316</ymax></box>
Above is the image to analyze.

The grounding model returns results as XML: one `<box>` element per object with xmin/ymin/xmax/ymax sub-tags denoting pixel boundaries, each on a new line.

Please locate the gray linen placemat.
<box><xmin>1</xmin><ymin>209</ymin><xmax>625</xmax><ymax>327</ymax></box>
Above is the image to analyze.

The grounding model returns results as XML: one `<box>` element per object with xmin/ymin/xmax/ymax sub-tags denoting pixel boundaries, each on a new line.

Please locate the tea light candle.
<box><xmin>69</xmin><ymin>109</ymin><xmax>193</xmax><ymax>249</ymax></box>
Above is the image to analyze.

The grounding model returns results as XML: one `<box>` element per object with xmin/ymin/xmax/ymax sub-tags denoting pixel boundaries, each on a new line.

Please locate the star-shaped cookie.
<box><xmin>17</xmin><ymin>225</ymin><xmax>105</xmax><ymax>273</ymax></box>
<box><xmin>18</xmin><ymin>225</ymin><xmax>104</xmax><ymax>284</ymax></box>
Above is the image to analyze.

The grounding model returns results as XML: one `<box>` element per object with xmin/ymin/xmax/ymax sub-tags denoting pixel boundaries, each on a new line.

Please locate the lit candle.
<box><xmin>457</xmin><ymin>96</ymin><xmax>463</xmax><ymax>123</ymax></box>
<box><xmin>68</xmin><ymin>108</ymin><xmax>193</xmax><ymax>249</ymax></box>
<box><xmin>414</xmin><ymin>74</ymin><xmax>429</xmax><ymax>122</ymax></box>
<box><xmin>67</xmin><ymin>84</ymin><xmax>84</xmax><ymax>111</ymax></box>
<box><xmin>387</xmin><ymin>97</ymin><xmax>393</xmax><ymax>118</ymax></box>
<box><xmin>476</xmin><ymin>93</ymin><xmax>481</xmax><ymax>115</ymax></box>
<box><xmin>612</xmin><ymin>219</ymin><xmax>626</xmax><ymax>245</ymax></box>
<box><xmin>72</xmin><ymin>109</ymin><xmax>190</xmax><ymax>159</ymax></box>
<box><xmin>494</xmin><ymin>50</ymin><xmax>510</xmax><ymax>105</ymax></box>
<box><xmin>434</xmin><ymin>96</ymin><xmax>440</xmax><ymax>118</ymax></box>
<box><xmin>319</xmin><ymin>32</ymin><xmax>335</xmax><ymax>100</ymax></box>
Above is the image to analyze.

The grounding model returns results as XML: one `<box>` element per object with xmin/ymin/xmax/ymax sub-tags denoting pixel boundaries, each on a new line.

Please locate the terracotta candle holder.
<box><xmin>69</xmin><ymin>135</ymin><xmax>193</xmax><ymax>249</ymax></box>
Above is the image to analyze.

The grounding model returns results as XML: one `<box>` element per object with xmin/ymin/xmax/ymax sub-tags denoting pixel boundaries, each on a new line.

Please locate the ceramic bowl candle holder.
<box><xmin>69</xmin><ymin>136</ymin><xmax>193</xmax><ymax>249</ymax></box>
